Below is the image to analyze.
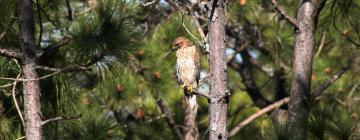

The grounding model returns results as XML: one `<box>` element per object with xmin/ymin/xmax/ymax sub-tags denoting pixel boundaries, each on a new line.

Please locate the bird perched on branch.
<box><xmin>172</xmin><ymin>37</ymin><xmax>201</xmax><ymax>97</ymax></box>
<box><xmin>173</xmin><ymin>37</ymin><xmax>201</xmax><ymax>139</ymax></box>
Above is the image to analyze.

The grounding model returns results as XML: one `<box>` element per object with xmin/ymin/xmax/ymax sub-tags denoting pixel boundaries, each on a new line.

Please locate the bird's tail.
<box><xmin>184</xmin><ymin>83</ymin><xmax>198</xmax><ymax>110</ymax></box>
<box><xmin>185</xmin><ymin>94</ymin><xmax>197</xmax><ymax>110</ymax></box>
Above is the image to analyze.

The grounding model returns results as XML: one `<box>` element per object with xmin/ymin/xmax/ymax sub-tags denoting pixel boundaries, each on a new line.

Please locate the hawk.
<box><xmin>172</xmin><ymin>37</ymin><xmax>201</xmax><ymax>140</ymax></box>
<box><xmin>172</xmin><ymin>37</ymin><xmax>201</xmax><ymax>95</ymax></box>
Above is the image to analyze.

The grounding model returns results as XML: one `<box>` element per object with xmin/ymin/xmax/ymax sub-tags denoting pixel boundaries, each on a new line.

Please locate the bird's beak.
<box><xmin>172</xmin><ymin>45</ymin><xmax>178</xmax><ymax>51</ymax></box>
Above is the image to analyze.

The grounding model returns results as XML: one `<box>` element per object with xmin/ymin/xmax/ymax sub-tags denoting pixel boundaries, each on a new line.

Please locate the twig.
<box><xmin>0</xmin><ymin>66</ymin><xmax>88</xmax><ymax>81</ymax></box>
<box><xmin>228</xmin><ymin>61</ymin><xmax>351</xmax><ymax>137</ymax></box>
<box><xmin>0</xmin><ymin>48</ymin><xmax>21</xmax><ymax>59</ymax></box>
<box><xmin>146</xmin><ymin>114</ymin><xmax>166</xmax><ymax>123</ymax></box>
<box><xmin>142</xmin><ymin>0</ymin><xmax>158</xmax><ymax>6</ymax></box>
<box><xmin>228</xmin><ymin>97</ymin><xmax>289</xmax><ymax>137</ymax></box>
<box><xmin>249</xmin><ymin>58</ymin><xmax>275</xmax><ymax>77</ymax></box>
<box><xmin>313</xmin><ymin>60</ymin><xmax>351</xmax><ymax>97</ymax></box>
<box><xmin>271</xmin><ymin>0</ymin><xmax>299</xmax><ymax>30</ymax></box>
<box><xmin>184</xmin><ymin>2</ymin><xmax>206</xmax><ymax>43</ymax></box>
<box><xmin>0</xmin><ymin>16</ymin><xmax>16</xmax><ymax>42</ymax></box>
<box><xmin>155</xmin><ymin>98</ymin><xmax>184</xmax><ymax>140</ymax></box>
<box><xmin>192</xmin><ymin>90</ymin><xmax>210</xmax><ymax>99</ymax></box>
<box><xmin>39</xmin><ymin>37</ymin><xmax>71</xmax><ymax>57</ymax></box>
<box><xmin>315</xmin><ymin>31</ymin><xmax>326</xmax><ymax>58</ymax></box>
<box><xmin>15</xmin><ymin>136</ymin><xmax>25</xmax><ymax>140</ymax></box>
<box><xmin>41</xmin><ymin>114</ymin><xmax>82</xmax><ymax>125</ymax></box>
<box><xmin>182</xmin><ymin>18</ymin><xmax>202</xmax><ymax>46</ymax></box>
<box><xmin>12</xmin><ymin>74</ymin><xmax>25</xmax><ymax>127</ymax></box>
<box><xmin>0</xmin><ymin>83</ymin><xmax>13</xmax><ymax>89</ymax></box>
<box><xmin>74</xmin><ymin>7</ymin><xmax>92</xmax><ymax>17</ymax></box>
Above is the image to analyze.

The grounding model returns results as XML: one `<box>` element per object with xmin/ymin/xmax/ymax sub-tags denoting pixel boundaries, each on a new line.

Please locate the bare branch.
<box><xmin>313</xmin><ymin>61</ymin><xmax>351</xmax><ymax>97</ymax></box>
<box><xmin>39</xmin><ymin>37</ymin><xmax>71</xmax><ymax>57</ymax></box>
<box><xmin>0</xmin><ymin>66</ymin><xmax>89</xmax><ymax>81</ymax></box>
<box><xmin>142</xmin><ymin>0</ymin><xmax>158</xmax><ymax>6</ymax></box>
<box><xmin>228</xmin><ymin>61</ymin><xmax>351</xmax><ymax>137</ymax></box>
<box><xmin>41</xmin><ymin>114</ymin><xmax>82</xmax><ymax>126</ymax></box>
<box><xmin>0</xmin><ymin>16</ymin><xmax>16</xmax><ymax>42</ymax></box>
<box><xmin>271</xmin><ymin>0</ymin><xmax>299</xmax><ymax>30</ymax></box>
<box><xmin>249</xmin><ymin>58</ymin><xmax>274</xmax><ymax>77</ymax></box>
<box><xmin>184</xmin><ymin>3</ymin><xmax>206</xmax><ymax>43</ymax></box>
<box><xmin>155</xmin><ymin>98</ymin><xmax>184</xmax><ymax>140</ymax></box>
<box><xmin>229</xmin><ymin>97</ymin><xmax>289</xmax><ymax>137</ymax></box>
<box><xmin>12</xmin><ymin>74</ymin><xmax>25</xmax><ymax>127</ymax></box>
<box><xmin>0</xmin><ymin>48</ymin><xmax>21</xmax><ymax>59</ymax></box>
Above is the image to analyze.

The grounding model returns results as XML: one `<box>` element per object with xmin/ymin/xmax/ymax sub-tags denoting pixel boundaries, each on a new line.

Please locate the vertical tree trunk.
<box><xmin>183</xmin><ymin>96</ymin><xmax>199</xmax><ymax>140</ymax></box>
<box><xmin>208</xmin><ymin>0</ymin><xmax>228</xmax><ymax>139</ymax></box>
<box><xmin>288</xmin><ymin>1</ymin><xmax>326</xmax><ymax>139</ymax></box>
<box><xmin>19</xmin><ymin>0</ymin><xmax>42</xmax><ymax>139</ymax></box>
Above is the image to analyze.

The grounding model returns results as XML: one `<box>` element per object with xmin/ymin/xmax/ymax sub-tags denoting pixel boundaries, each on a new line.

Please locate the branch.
<box><xmin>228</xmin><ymin>61</ymin><xmax>351</xmax><ymax>137</ymax></box>
<box><xmin>12</xmin><ymin>74</ymin><xmax>25</xmax><ymax>127</ymax></box>
<box><xmin>0</xmin><ymin>16</ymin><xmax>16</xmax><ymax>42</ymax></box>
<box><xmin>228</xmin><ymin>97</ymin><xmax>289</xmax><ymax>137</ymax></box>
<box><xmin>155</xmin><ymin>98</ymin><xmax>184</xmax><ymax>140</ymax></box>
<box><xmin>65</xmin><ymin>0</ymin><xmax>73</xmax><ymax>20</ymax></box>
<box><xmin>249</xmin><ymin>58</ymin><xmax>274</xmax><ymax>77</ymax></box>
<box><xmin>184</xmin><ymin>2</ymin><xmax>206</xmax><ymax>43</ymax></box>
<box><xmin>41</xmin><ymin>114</ymin><xmax>82</xmax><ymax>125</ymax></box>
<box><xmin>313</xmin><ymin>61</ymin><xmax>351</xmax><ymax>97</ymax></box>
<box><xmin>0</xmin><ymin>66</ymin><xmax>89</xmax><ymax>81</ymax></box>
<box><xmin>271</xmin><ymin>0</ymin><xmax>299</xmax><ymax>30</ymax></box>
<box><xmin>0</xmin><ymin>48</ymin><xmax>21</xmax><ymax>59</ymax></box>
<box><xmin>142</xmin><ymin>0</ymin><xmax>158</xmax><ymax>6</ymax></box>
<box><xmin>39</xmin><ymin>37</ymin><xmax>71</xmax><ymax>57</ymax></box>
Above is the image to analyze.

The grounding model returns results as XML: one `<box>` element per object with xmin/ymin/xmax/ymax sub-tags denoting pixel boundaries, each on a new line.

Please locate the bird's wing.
<box><xmin>194</xmin><ymin>46</ymin><xmax>201</xmax><ymax>85</ymax></box>
<box><xmin>176</xmin><ymin>65</ymin><xmax>183</xmax><ymax>85</ymax></box>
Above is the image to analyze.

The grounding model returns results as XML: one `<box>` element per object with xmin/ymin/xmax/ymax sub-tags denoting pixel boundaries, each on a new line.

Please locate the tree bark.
<box><xmin>183</xmin><ymin>96</ymin><xmax>199</xmax><ymax>140</ymax></box>
<box><xmin>288</xmin><ymin>0</ymin><xmax>326</xmax><ymax>139</ymax></box>
<box><xmin>19</xmin><ymin>0</ymin><xmax>42</xmax><ymax>139</ymax></box>
<box><xmin>208</xmin><ymin>0</ymin><xmax>228</xmax><ymax>139</ymax></box>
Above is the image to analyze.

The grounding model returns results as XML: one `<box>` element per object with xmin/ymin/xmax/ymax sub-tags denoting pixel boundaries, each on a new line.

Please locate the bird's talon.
<box><xmin>180</xmin><ymin>84</ymin><xmax>185</xmax><ymax>88</ymax></box>
<box><xmin>188</xmin><ymin>86</ymin><xmax>193</xmax><ymax>93</ymax></box>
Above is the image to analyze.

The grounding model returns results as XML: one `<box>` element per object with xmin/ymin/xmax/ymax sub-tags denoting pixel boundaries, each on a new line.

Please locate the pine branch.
<box><xmin>271</xmin><ymin>0</ymin><xmax>299</xmax><ymax>30</ymax></box>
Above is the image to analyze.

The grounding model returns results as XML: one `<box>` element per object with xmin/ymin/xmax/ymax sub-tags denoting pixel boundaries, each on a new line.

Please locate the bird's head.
<box><xmin>172</xmin><ymin>37</ymin><xmax>192</xmax><ymax>50</ymax></box>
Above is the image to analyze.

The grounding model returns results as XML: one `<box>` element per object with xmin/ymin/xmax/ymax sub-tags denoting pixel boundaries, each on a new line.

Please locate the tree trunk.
<box><xmin>183</xmin><ymin>96</ymin><xmax>199</xmax><ymax>140</ymax></box>
<box><xmin>208</xmin><ymin>0</ymin><xmax>228</xmax><ymax>139</ymax></box>
<box><xmin>288</xmin><ymin>1</ymin><xmax>326</xmax><ymax>139</ymax></box>
<box><xmin>19</xmin><ymin>0</ymin><xmax>42</xmax><ymax>139</ymax></box>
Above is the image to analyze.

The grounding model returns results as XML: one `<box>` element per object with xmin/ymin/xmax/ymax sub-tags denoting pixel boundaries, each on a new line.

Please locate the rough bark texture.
<box><xmin>288</xmin><ymin>0</ymin><xmax>325</xmax><ymax>139</ymax></box>
<box><xmin>183</xmin><ymin>96</ymin><xmax>199</xmax><ymax>140</ymax></box>
<box><xmin>208</xmin><ymin>0</ymin><xmax>228</xmax><ymax>139</ymax></box>
<box><xmin>19</xmin><ymin>0</ymin><xmax>42</xmax><ymax>139</ymax></box>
